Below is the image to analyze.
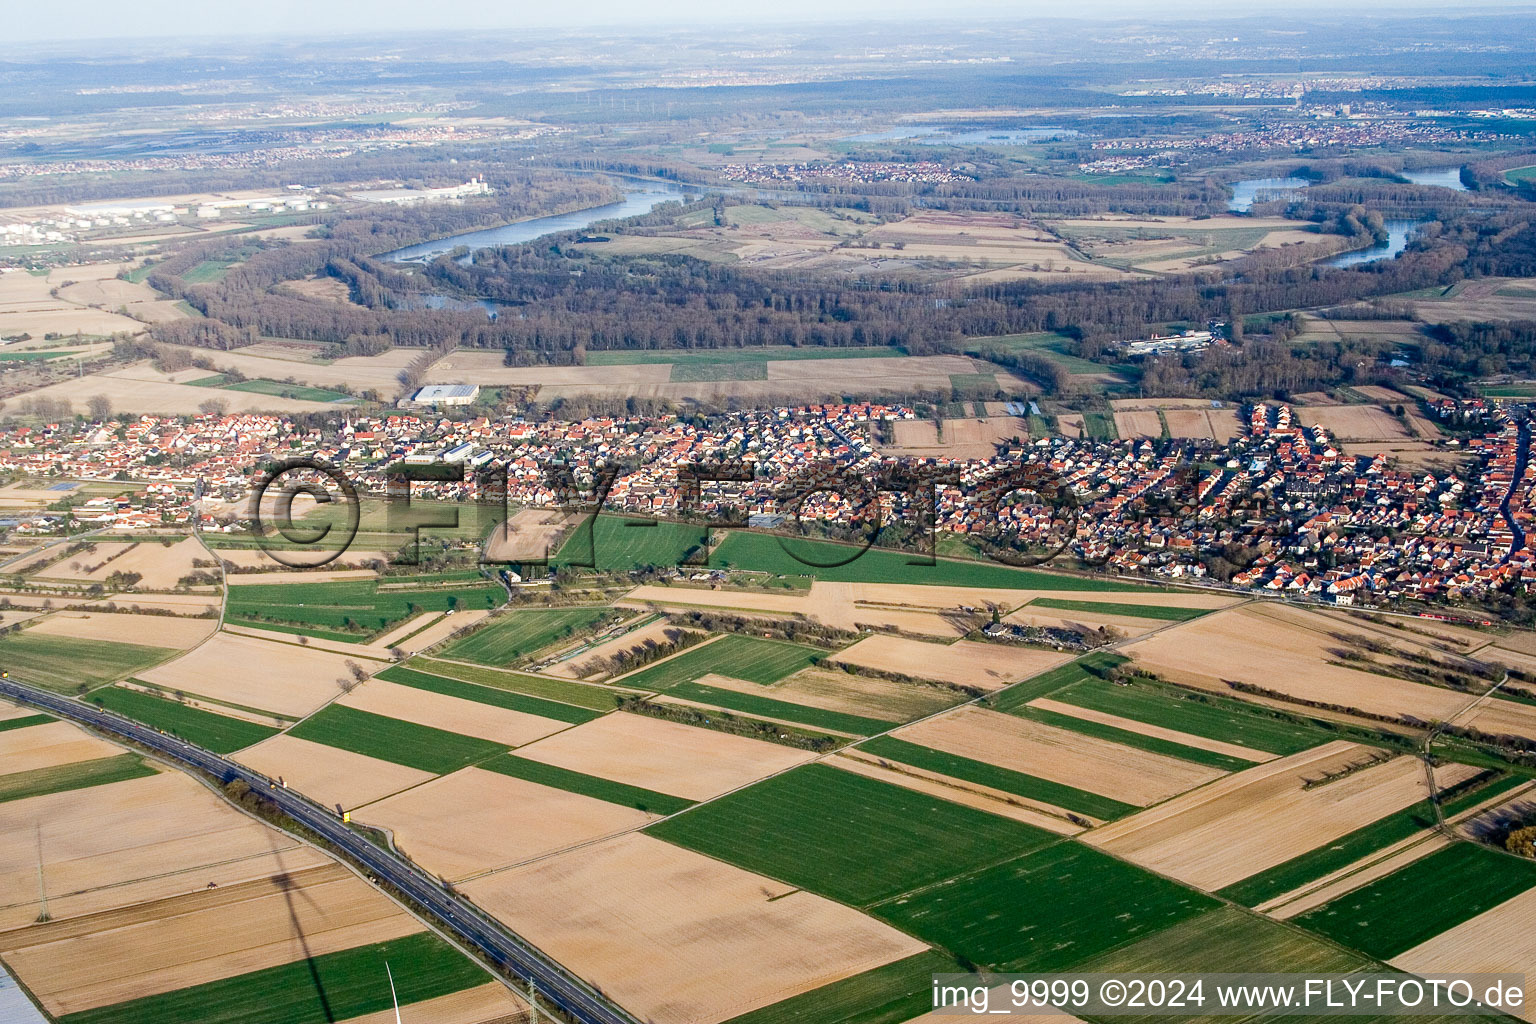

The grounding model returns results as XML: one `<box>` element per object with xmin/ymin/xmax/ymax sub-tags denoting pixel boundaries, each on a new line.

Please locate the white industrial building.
<box><xmin>349</xmin><ymin>177</ymin><xmax>493</xmax><ymax>206</ymax></box>
<box><xmin>410</xmin><ymin>384</ymin><xmax>480</xmax><ymax>407</ymax></box>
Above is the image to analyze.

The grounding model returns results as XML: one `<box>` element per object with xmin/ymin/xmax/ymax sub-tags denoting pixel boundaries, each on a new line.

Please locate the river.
<box><xmin>377</xmin><ymin>180</ymin><xmax>694</xmax><ymax>263</ymax></box>
<box><xmin>1322</xmin><ymin>218</ymin><xmax>1419</xmax><ymax>268</ymax></box>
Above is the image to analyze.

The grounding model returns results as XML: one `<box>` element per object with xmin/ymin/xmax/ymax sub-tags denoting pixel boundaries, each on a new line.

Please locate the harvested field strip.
<box><xmin>1222</xmin><ymin>771</ymin><xmax>1526</xmax><ymax>907</ymax></box>
<box><xmin>438</xmin><ymin>606</ymin><xmax>614</xmax><ymax>665</ymax></box>
<box><xmin>720</xmin><ymin>949</ymin><xmax>959</xmax><ymax>1024</ymax></box>
<box><xmin>712</xmin><ymin>531</ymin><xmax>1146</xmax><ymax>590</ymax></box>
<box><xmin>859</xmin><ymin>735</ymin><xmax>1137</xmax><ymax>821</ymax></box>
<box><xmin>1295</xmin><ymin>841</ymin><xmax>1536</xmax><ymax>959</ymax></box>
<box><xmin>375</xmin><ymin>665</ymin><xmax>601</xmax><ymax>724</ymax></box>
<box><xmin>0</xmin><ymin>715</ymin><xmax>51</xmax><ymax>733</ymax></box>
<box><xmin>288</xmin><ymin>706</ymin><xmax>507</xmax><ymax>775</ymax></box>
<box><xmin>872</xmin><ymin>843</ymin><xmax>1217</xmax><ymax>972</ymax></box>
<box><xmin>668</xmin><ymin>680</ymin><xmax>897</xmax><ymax>735</ymax></box>
<box><xmin>56</xmin><ymin>931</ymin><xmax>487</xmax><ymax>1024</ymax></box>
<box><xmin>221</xmin><ymin>619</ymin><xmax>369</xmax><ymax>645</ymax></box>
<box><xmin>1028</xmin><ymin>598</ymin><xmax>1209</xmax><ymax>622</ymax></box>
<box><xmin>483</xmin><ymin>754</ymin><xmax>694</xmax><ymax>816</ymax></box>
<box><xmin>647</xmin><ymin>763</ymin><xmax>1054</xmax><ymax>906</ymax></box>
<box><xmin>1046</xmin><ymin>676</ymin><xmax>1333</xmax><ymax>755</ymax></box>
<box><xmin>1027</xmin><ymin>698</ymin><xmax>1272</xmax><ymax>763</ymax></box>
<box><xmin>0</xmin><ymin>754</ymin><xmax>155</xmax><ymax>804</ymax></box>
<box><xmin>988</xmin><ymin>653</ymin><xmax>1128</xmax><ymax>712</ymax></box>
<box><xmin>0</xmin><ymin>633</ymin><xmax>177</xmax><ymax>693</ymax></box>
<box><xmin>85</xmin><ymin>687</ymin><xmax>277</xmax><ymax>753</ymax></box>
<box><xmin>410</xmin><ymin>657</ymin><xmax>627</xmax><ymax>710</ymax></box>
<box><xmin>615</xmin><ymin>634</ymin><xmax>824</xmax><ymax>691</ymax></box>
<box><xmin>1008</xmin><ymin>705</ymin><xmax>1252</xmax><ymax>772</ymax></box>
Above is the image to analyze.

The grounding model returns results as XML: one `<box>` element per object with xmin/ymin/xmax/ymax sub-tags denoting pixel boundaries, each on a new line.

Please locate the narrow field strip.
<box><xmin>85</xmin><ymin>686</ymin><xmax>278</xmax><ymax>754</ymax></box>
<box><xmin>0</xmin><ymin>754</ymin><xmax>156</xmax><ymax>804</ymax></box>
<box><xmin>482</xmin><ymin>753</ymin><xmax>694</xmax><ymax>815</ymax></box>
<box><xmin>859</xmin><ymin>735</ymin><xmax>1137</xmax><ymax>821</ymax></box>
<box><xmin>614</xmin><ymin>634</ymin><xmax>824</xmax><ymax>691</ymax></box>
<box><xmin>0</xmin><ymin>714</ymin><xmax>52</xmax><ymax>734</ymax></box>
<box><xmin>988</xmin><ymin>653</ymin><xmax>1127</xmax><ymax>713</ymax></box>
<box><xmin>667</xmin><ymin>680</ymin><xmax>897</xmax><ymax>735</ymax></box>
<box><xmin>1028</xmin><ymin>597</ymin><xmax>1210</xmax><ymax>622</ymax></box>
<box><xmin>287</xmin><ymin>705</ymin><xmax>508</xmax><ymax>775</ymax></box>
<box><xmin>376</xmin><ymin>664</ymin><xmax>602</xmax><ymax>724</ymax></box>
<box><xmin>411</xmin><ymin>657</ymin><xmax>631</xmax><ymax>710</ymax></box>
<box><xmin>1009</xmin><ymin>703</ymin><xmax>1253</xmax><ymax>772</ymax></box>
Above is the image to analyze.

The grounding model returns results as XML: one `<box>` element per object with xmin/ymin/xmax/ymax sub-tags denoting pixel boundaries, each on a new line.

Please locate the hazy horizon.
<box><xmin>7</xmin><ymin>0</ymin><xmax>1536</xmax><ymax>45</ymax></box>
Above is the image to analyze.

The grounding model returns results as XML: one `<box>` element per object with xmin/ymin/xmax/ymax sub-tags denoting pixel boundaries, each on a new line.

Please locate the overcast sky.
<box><xmin>6</xmin><ymin>0</ymin><xmax>1531</xmax><ymax>44</ymax></box>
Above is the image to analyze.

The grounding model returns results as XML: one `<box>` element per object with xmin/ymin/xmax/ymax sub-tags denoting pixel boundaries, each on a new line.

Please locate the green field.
<box><xmin>1007</xmin><ymin>704</ymin><xmax>1253</xmax><ymax>772</ymax></box>
<box><xmin>59</xmin><ymin>931</ymin><xmax>487</xmax><ymax>1024</ymax></box>
<box><xmin>989</xmin><ymin>652</ymin><xmax>1129</xmax><ymax>712</ymax></box>
<box><xmin>0</xmin><ymin>754</ymin><xmax>156</xmax><ymax>804</ymax></box>
<box><xmin>859</xmin><ymin>735</ymin><xmax>1136</xmax><ymax>820</ymax></box>
<box><xmin>711</xmin><ymin>531</ymin><xmax>1145</xmax><ymax>590</ymax></box>
<box><xmin>0</xmin><ymin>350</ymin><xmax>66</xmax><ymax>362</ymax></box>
<box><xmin>375</xmin><ymin>665</ymin><xmax>601</xmax><ymax>724</ymax></box>
<box><xmin>555</xmin><ymin>514</ymin><xmax>711</xmax><ymax>571</ymax></box>
<box><xmin>614</xmin><ymin>634</ymin><xmax>824</xmax><ymax>690</ymax></box>
<box><xmin>0</xmin><ymin>714</ymin><xmax>51</xmax><ymax>733</ymax></box>
<box><xmin>0</xmin><ymin>633</ymin><xmax>178</xmax><ymax>692</ymax></box>
<box><xmin>1504</xmin><ymin>164</ymin><xmax>1536</xmax><ymax>184</ymax></box>
<box><xmin>587</xmin><ymin>346</ymin><xmax>904</xmax><ymax>366</ymax></box>
<box><xmin>1039</xmin><ymin>675</ymin><xmax>1336</xmax><ymax>756</ymax></box>
<box><xmin>1295</xmin><ymin>841</ymin><xmax>1536</xmax><ymax>959</ymax></box>
<box><xmin>221</xmin><ymin>378</ymin><xmax>352</xmax><ymax>402</ymax></box>
<box><xmin>1080</xmin><ymin>906</ymin><xmax>1367</xmax><ymax>993</ymax></box>
<box><xmin>671</xmin><ymin>361</ymin><xmax>768</xmax><ymax>381</ymax></box>
<box><xmin>872</xmin><ymin>843</ymin><xmax>1217</xmax><ymax>971</ymax></box>
<box><xmin>647</xmin><ymin>763</ymin><xmax>1053</xmax><ymax>906</ymax></box>
<box><xmin>225</xmin><ymin>576</ymin><xmax>503</xmax><ymax>641</ymax></box>
<box><xmin>482</xmin><ymin>753</ymin><xmax>693</xmax><ymax>815</ymax></box>
<box><xmin>181</xmin><ymin>259</ymin><xmax>235</xmax><ymax>284</ymax></box>
<box><xmin>965</xmin><ymin>332</ymin><xmax>1115</xmax><ymax>376</ymax></box>
<box><xmin>407</xmin><ymin>658</ymin><xmax>629</xmax><ymax>710</ymax></box>
<box><xmin>668</xmin><ymin>679</ymin><xmax>898</xmax><ymax>735</ymax></box>
<box><xmin>437</xmin><ymin>607</ymin><xmax>615</xmax><ymax>666</ymax></box>
<box><xmin>86</xmin><ymin>687</ymin><xmax>277</xmax><ymax>753</ymax></box>
<box><xmin>1027</xmin><ymin>597</ymin><xmax>1210</xmax><ymax>622</ymax></box>
<box><xmin>288</xmin><ymin>705</ymin><xmax>507</xmax><ymax>775</ymax></box>
<box><xmin>721</xmin><ymin>950</ymin><xmax>960</xmax><ymax>1024</ymax></box>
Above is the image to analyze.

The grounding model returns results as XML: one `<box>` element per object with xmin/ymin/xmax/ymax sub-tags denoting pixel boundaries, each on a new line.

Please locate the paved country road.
<box><xmin>0</xmin><ymin>678</ymin><xmax>639</xmax><ymax>1024</ymax></box>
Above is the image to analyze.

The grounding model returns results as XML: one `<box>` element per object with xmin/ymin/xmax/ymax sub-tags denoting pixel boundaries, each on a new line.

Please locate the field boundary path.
<box><xmin>0</xmin><ymin>677</ymin><xmax>643</xmax><ymax>1024</ymax></box>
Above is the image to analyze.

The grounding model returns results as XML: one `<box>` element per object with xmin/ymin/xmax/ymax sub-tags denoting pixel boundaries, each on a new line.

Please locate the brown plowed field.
<box><xmin>462</xmin><ymin>833</ymin><xmax>927</xmax><ymax>1024</ymax></box>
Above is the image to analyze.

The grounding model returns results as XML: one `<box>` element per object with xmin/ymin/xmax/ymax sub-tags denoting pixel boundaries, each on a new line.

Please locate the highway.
<box><xmin>0</xmin><ymin>678</ymin><xmax>639</xmax><ymax>1024</ymax></box>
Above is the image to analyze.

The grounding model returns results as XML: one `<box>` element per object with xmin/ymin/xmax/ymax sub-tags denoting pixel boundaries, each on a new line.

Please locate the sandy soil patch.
<box><xmin>398</xmin><ymin>607</ymin><xmax>493</xmax><ymax>655</ymax></box>
<box><xmin>87</xmin><ymin>591</ymin><xmax>221</xmax><ymax>615</ymax></box>
<box><xmin>709</xmin><ymin>667</ymin><xmax>959</xmax><ymax>722</ymax></box>
<box><xmin>881</xmin><ymin>417</ymin><xmax>1029</xmax><ymax>459</ymax></box>
<box><xmin>361</xmin><ymin>767</ymin><xmax>656</xmax><ymax>880</ymax></box>
<box><xmin>141</xmin><ymin>632</ymin><xmax>385</xmax><ymax>717</ymax></box>
<box><xmin>428</xmin><ymin>356</ymin><xmax>672</xmax><ymax>387</ymax></box>
<box><xmin>1122</xmin><ymin>604</ymin><xmax>1473</xmax><ymax>724</ymax></box>
<box><xmin>233</xmin><ymin>734</ymin><xmax>434</xmax><ymax>810</ymax></box>
<box><xmin>157</xmin><ymin>344</ymin><xmax>419</xmax><ymax>393</ymax></box>
<box><xmin>1056</xmin><ymin>414</ymin><xmax>1084</xmax><ymax>438</ymax></box>
<box><xmin>0</xmin><ymin>863</ymin><xmax>420</xmax><ymax>1016</ymax></box>
<box><xmin>766</xmin><ymin>354</ymin><xmax>976</xmax><ymax>381</ymax></box>
<box><xmin>216</xmin><ymin>547</ymin><xmax>391</xmax><ymax>571</ymax></box>
<box><xmin>226</xmin><ymin>568</ymin><xmax>379</xmax><ymax>585</ymax></box>
<box><xmin>1297</xmin><ymin>404</ymin><xmax>1412</xmax><ymax>442</ymax></box>
<box><xmin>1002</xmin><ymin>605</ymin><xmax>1157</xmax><ymax>638</ymax></box>
<box><xmin>463</xmin><ymin>832</ymin><xmax>927</xmax><ymax>1024</ymax></box>
<box><xmin>218</xmin><ymin>623</ymin><xmax>396</xmax><ymax>662</ymax></box>
<box><xmin>829</xmin><ymin>636</ymin><xmax>1072</xmax><ymax>690</ymax></box>
<box><xmin>0</xmin><ymin>769</ymin><xmax>329</xmax><ymax>930</ymax></box>
<box><xmin>1393</xmin><ymin>887</ymin><xmax>1536</xmax><ymax>1020</ymax></box>
<box><xmin>1028</xmin><ymin>697</ymin><xmax>1275</xmax><ymax>762</ymax></box>
<box><xmin>27</xmin><ymin>611</ymin><xmax>214</xmax><ymax>649</ymax></box>
<box><xmin>1460</xmin><ymin>698</ymin><xmax>1536</xmax><ymax>744</ymax></box>
<box><xmin>485</xmin><ymin>508</ymin><xmax>579</xmax><ymax>563</ymax></box>
<box><xmin>514</xmin><ymin>712</ymin><xmax>813</xmax><ymax>802</ymax></box>
<box><xmin>1113</xmin><ymin>410</ymin><xmax>1164</xmax><ymax>439</ymax></box>
<box><xmin>0</xmin><ymin>720</ymin><xmax>125</xmax><ymax>775</ymax></box>
<box><xmin>1353</xmin><ymin>385</ymin><xmax>1412</xmax><ymax>403</ymax></box>
<box><xmin>896</xmin><ymin>705</ymin><xmax>1222</xmax><ymax>805</ymax></box>
<box><xmin>338</xmin><ymin>678</ymin><xmax>569</xmax><ymax>748</ymax></box>
<box><xmin>336</xmin><ymin>983</ymin><xmax>529</xmax><ymax>1024</ymax></box>
<box><xmin>1085</xmin><ymin>743</ymin><xmax>1479</xmax><ymax>891</ymax></box>
<box><xmin>831</xmin><ymin>751</ymin><xmax>1084</xmax><ymax>833</ymax></box>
